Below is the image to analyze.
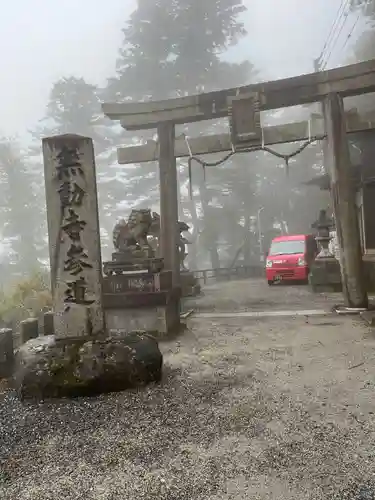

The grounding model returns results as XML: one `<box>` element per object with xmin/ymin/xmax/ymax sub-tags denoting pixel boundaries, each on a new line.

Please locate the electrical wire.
<box><xmin>320</xmin><ymin>0</ymin><xmax>351</xmax><ymax>69</ymax></box>
<box><xmin>340</xmin><ymin>13</ymin><xmax>361</xmax><ymax>54</ymax></box>
<box><xmin>339</xmin><ymin>0</ymin><xmax>373</xmax><ymax>56</ymax></box>
<box><xmin>317</xmin><ymin>0</ymin><xmax>348</xmax><ymax>67</ymax></box>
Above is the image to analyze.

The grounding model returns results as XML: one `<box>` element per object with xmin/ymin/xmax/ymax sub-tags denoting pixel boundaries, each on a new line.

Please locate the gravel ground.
<box><xmin>1</xmin><ymin>281</ymin><xmax>375</xmax><ymax>499</ymax></box>
<box><xmin>184</xmin><ymin>278</ymin><xmax>343</xmax><ymax>312</ymax></box>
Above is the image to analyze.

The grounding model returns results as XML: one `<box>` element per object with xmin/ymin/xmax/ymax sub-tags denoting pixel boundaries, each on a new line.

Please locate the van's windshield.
<box><xmin>269</xmin><ymin>239</ymin><xmax>305</xmax><ymax>256</ymax></box>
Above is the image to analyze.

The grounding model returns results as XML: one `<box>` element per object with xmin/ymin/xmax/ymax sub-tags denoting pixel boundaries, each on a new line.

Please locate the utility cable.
<box><xmin>321</xmin><ymin>0</ymin><xmax>351</xmax><ymax>69</ymax></box>
<box><xmin>339</xmin><ymin>0</ymin><xmax>372</xmax><ymax>56</ymax></box>
<box><xmin>340</xmin><ymin>13</ymin><xmax>361</xmax><ymax>54</ymax></box>
<box><xmin>317</xmin><ymin>0</ymin><xmax>348</xmax><ymax>66</ymax></box>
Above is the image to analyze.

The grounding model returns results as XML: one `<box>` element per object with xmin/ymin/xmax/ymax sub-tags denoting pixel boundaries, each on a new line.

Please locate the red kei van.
<box><xmin>265</xmin><ymin>234</ymin><xmax>318</xmax><ymax>285</ymax></box>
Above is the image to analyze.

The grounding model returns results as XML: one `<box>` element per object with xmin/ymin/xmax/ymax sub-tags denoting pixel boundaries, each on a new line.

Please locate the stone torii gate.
<box><xmin>103</xmin><ymin>59</ymin><xmax>375</xmax><ymax>310</ymax></box>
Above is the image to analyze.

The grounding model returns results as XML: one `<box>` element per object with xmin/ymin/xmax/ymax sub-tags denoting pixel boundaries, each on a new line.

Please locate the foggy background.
<box><xmin>0</xmin><ymin>0</ymin><xmax>374</xmax><ymax>284</ymax></box>
<box><xmin>0</xmin><ymin>0</ymin><xmax>358</xmax><ymax>136</ymax></box>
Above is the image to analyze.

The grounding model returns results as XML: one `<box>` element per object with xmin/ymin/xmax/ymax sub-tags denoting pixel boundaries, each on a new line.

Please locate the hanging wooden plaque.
<box><xmin>228</xmin><ymin>92</ymin><xmax>261</xmax><ymax>150</ymax></box>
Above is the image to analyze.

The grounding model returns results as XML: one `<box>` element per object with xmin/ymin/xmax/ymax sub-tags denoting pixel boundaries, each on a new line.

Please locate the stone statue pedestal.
<box><xmin>103</xmin><ymin>210</ymin><xmax>184</xmax><ymax>336</ymax></box>
<box><xmin>103</xmin><ymin>250</ymin><xmax>164</xmax><ymax>276</ymax></box>
<box><xmin>102</xmin><ymin>270</ymin><xmax>180</xmax><ymax>337</ymax></box>
<box><xmin>309</xmin><ymin>209</ymin><xmax>342</xmax><ymax>293</ymax></box>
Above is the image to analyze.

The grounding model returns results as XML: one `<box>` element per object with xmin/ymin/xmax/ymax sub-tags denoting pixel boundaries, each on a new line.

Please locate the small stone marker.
<box><xmin>42</xmin><ymin>134</ymin><xmax>104</xmax><ymax>339</ymax></box>
<box><xmin>0</xmin><ymin>328</ymin><xmax>14</xmax><ymax>378</ymax></box>
<box><xmin>43</xmin><ymin>311</ymin><xmax>55</xmax><ymax>336</ymax></box>
<box><xmin>20</xmin><ymin>318</ymin><xmax>39</xmax><ymax>344</ymax></box>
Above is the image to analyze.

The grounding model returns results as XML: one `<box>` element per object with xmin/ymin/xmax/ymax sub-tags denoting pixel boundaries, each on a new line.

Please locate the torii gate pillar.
<box><xmin>324</xmin><ymin>93</ymin><xmax>368</xmax><ymax>308</ymax></box>
<box><xmin>157</xmin><ymin>122</ymin><xmax>181</xmax><ymax>320</ymax></box>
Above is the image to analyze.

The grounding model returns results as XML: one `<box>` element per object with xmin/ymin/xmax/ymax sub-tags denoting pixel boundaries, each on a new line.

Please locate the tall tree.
<box><xmin>342</xmin><ymin>1</ymin><xmax>375</xmax><ymax>128</ymax></box>
<box><xmin>350</xmin><ymin>0</ymin><xmax>375</xmax><ymax>18</ymax></box>
<box><xmin>105</xmin><ymin>0</ymin><xmax>255</xmax><ymax>267</ymax></box>
<box><xmin>30</xmin><ymin>76</ymin><xmax>123</xmax><ymax>257</ymax></box>
<box><xmin>0</xmin><ymin>138</ymin><xmax>45</xmax><ymax>281</ymax></box>
<box><xmin>348</xmin><ymin>0</ymin><xmax>375</xmax><ymax>62</ymax></box>
<box><xmin>32</xmin><ymin>77</ymin><xmax>110</xmax><ymax>143</ymax></box>
<box><xmin>107</xmin><ymin>0</ymin><xmax>251</xmax><ymax>99</ymax></box>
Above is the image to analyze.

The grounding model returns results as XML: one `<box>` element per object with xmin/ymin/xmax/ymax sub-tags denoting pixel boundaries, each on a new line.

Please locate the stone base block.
<box><xmin>105</xmin><ymin>295</ymin><xmax>180</xmax><ymax>338</ymax></box>
<box><xmin>43</xmin><ymin>311</ymin><xmax>54</xmax><ymax>336</ymax></box>
<box><xmin>20</xmin><ymin>318</ymin><xmax>39</xmax><ymax>344</ymax></box>
<box><xmin>0</xmin><ymin>328</ymin><xmax>14</xmax><ymax>379</ymax></box>
<box><xmin>309</xmin><ymin>257</ymin><xmax>342</xmax><ymax>293</ymax></box>
<box><xmin>13</xmin><ymin>332</ymin><xmax>162</xmax><ymax>400</ymax></box>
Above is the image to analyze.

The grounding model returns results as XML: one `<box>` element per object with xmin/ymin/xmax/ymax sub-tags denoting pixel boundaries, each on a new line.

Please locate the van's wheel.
<box><xmin>267</xmin><ymin>280</ymin><xmax>274</xmax><ymax>286</ymax></box>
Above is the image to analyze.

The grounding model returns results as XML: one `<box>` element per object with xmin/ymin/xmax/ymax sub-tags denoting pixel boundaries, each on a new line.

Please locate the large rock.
<box><xmin>13</xmin><ymin>332</ymin><xmax>163</xmax><ymax>399</ymax></box>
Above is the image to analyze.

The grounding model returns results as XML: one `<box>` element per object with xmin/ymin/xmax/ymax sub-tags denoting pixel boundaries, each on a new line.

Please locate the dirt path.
<box><xmin>1</xmin><ymin>280</ymin><xmax>375</xmax><ymax>499</ymax></box>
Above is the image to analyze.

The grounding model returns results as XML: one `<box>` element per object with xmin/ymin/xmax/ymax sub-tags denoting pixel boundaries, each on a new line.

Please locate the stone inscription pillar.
<box><xmin>42</xmin><ymin>134</ymin><xmax>104</xmax><ymax>339</ymax></box>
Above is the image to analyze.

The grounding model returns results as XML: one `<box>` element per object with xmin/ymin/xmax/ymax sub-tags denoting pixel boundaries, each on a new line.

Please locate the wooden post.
<box><xmin>324</xmin><ymin>93</ymin><xmax>368</xmax><ymax>308</ymax></box>
<box><xmin>0</xmin><ymin>328</ymin><xmax>14</xmax><ymax>378</ymax></box>
<box><xmin>43</xmin><ymin>311</ymin><xmax>55</xmax><ymax>336</ymax></box>
<box><xmin>157</xmin><ymin>122</ymin><xmax>180</xmax><ymax>289</ymax></box>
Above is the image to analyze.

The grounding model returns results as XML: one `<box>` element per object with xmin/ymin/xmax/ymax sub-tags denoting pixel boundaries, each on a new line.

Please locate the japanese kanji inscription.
<box><xmin>42</xmin><ymin>134</ymin><xmax>104</xmax><ymax>338</ymax></box>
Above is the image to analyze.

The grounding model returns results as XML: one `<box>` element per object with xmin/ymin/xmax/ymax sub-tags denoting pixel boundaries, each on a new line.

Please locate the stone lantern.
<box><xmin>309</xmin><ymin>209</ymin><xmax>342</xmax><ymax>292</ymax></box>
<box><xmin>312</xmin><ymin>209</ymin><xmax>334</xmax><ymax>258</ymax></box>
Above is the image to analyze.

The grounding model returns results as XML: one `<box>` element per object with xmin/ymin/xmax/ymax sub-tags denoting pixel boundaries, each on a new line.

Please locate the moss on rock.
<box><xmin>13</xmin><ymin>332</ymin><xmax>163</xmax><ymax>399</ymax></box>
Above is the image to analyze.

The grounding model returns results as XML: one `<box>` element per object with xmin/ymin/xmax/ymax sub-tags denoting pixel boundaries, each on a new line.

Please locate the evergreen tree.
<box><xmin>0</xmin><ymin>138</ymin><xmax>45</xmax><ymax>281</ymax></box>
<box><xmin>349</xmin><ymin>0</ymin><xmax>375</xmax><ymax>61</ymax></box>
<box><xmin>342</xmin><ymin>2</ymin><xmax>375</xmax><ymax>119</ymax></box>
<box><xmin>105</xmin><ymin>0</ymin><xmax>255</xmax><ymax>267</ymax></box>
<box><xmin>32</xmin><ymin>77</ymin><xmax>109</xmax><ymax>142</ymax></box>
<box><xmin>30</xmin><ymin>76</ymin><xmax>123</xmax><ymax>257</ymax></box>
<box><xmin>107</xmin><ymin>0</ymin><xmax>250</xmax><ymax>100</ymax></box>
<box><xmin>350</xmin><ymin>0</ymin><xmax>375</xmax><ymax>18</ymax></box>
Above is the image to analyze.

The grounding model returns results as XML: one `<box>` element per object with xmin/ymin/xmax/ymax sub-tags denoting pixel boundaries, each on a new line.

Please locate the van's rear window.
<box><xmin>269</xmin><ymin>240</ymin><xmax>305</xmax><ymax>256</ymax></box>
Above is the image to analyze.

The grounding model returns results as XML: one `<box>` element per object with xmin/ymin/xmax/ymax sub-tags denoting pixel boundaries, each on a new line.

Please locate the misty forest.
<box><xmin>0</xmin><ymin>0</ymin><xmax>373</xmax><ymax>318</ymax></box>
